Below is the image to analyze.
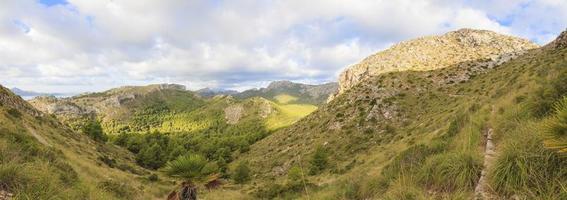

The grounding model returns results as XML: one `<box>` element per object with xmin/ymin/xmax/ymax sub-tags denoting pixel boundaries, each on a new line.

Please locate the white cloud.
<box><xmin>0</xmin><ymin>0</ymin><xmax>564</xmax><ymax>93</ymax></box>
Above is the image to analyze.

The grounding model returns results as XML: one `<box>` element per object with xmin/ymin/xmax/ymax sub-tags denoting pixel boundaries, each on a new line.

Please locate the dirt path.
<box><xmin>474</xmin><ymin>107</ymin><xmax>496</xmax><ymax>199</ymax></box>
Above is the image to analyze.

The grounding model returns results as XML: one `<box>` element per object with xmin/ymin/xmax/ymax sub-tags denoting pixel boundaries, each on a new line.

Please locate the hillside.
<box><xmin>4</xmin><ymin>28</ymin><xmax>566</xmax><ymax>200</ymax></box>
<box><xmin>26</xmin><ymin>83</ymin><xmax>318</xmax><ymax>183</ymax></box>
<box><xmin>332</xmin><ymin>29</ymin><xmax>538</xmax><ymax>99</ymax></box>
<box><xmin>227</xmin><ymin>29</ymin><xmax>567</xmax><ymax>199</ymax></box>
<box><xmin>235</xmin><ymin>81</ymin><xmax>338</xmax><ymax>105</ymax></box>
<box><xmin>0</xmin><ymin>85</ymin><xmax>174</xmax><ymax>199</ymax></box>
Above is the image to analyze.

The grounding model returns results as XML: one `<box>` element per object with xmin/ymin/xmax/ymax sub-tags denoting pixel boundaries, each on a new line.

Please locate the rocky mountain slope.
<box><xmin>228</xmin><ymin>29</ymin><xmax>566</xmax><ymax>199</ymax></box>
<box><xmin>4</xmin><ymin>28</ymin><xmax>566</xmax><ymax>200</ymax></box>
<box><xmin>25</xmin><ymin>83</ymin><xmax>318</xmax><ymax>188</ymax></box>
<box><xmin>235</xmin><ymin>81</ymin><xmax>338</xmax><ymax>105</ymax></box>
<box><xmin>0</xmin><ymin>84</ymin><xmax>174</xmax><ymax>199</ymax></box>
<box><xmin>333</xmin><ymin>29</ymin><xmax>538</xmax><ymax>99</ymax></box>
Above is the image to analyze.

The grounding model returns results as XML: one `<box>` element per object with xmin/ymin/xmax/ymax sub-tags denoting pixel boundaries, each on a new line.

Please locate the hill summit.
<box><xmin>334</xmin><ymin>29</ymin><xmax>539</xmax><ymax>97</ymax></box>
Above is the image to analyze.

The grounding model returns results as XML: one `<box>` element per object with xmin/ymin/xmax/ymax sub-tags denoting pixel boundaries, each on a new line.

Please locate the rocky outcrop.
<box><xmin>224</xmin><ymin>104</ymin><xmax>244</xmax><ymax>124</ymax></box>
<box><xmin>29</xmin><ymin>96</ymin><xmax>91</xmax><ymax>117</ymax></box>
<box><xmin>545</xmin><ymin>29</ymin><xmax>567</xmax><ymax>49</ymax></box>
<box><xmin>334</xmin><ymin>29</ymin><xmax>539</xmax><ymax>97</ymax></box>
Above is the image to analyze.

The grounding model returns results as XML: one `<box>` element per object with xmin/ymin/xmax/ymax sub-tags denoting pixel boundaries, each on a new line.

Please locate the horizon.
<box><xmin>1</xmin><ymin>0</ymin><xmax>566</xmax><ymax>93</ymax></box>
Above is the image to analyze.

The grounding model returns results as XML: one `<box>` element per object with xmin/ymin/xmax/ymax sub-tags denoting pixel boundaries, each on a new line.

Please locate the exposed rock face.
<box><xmin>30</xmin><ymin>96</ymin><xmax>90</xmax><ymax>117</ymax></box>
<box><xmin>334</xmin><ymin>29</ymin><xmax>539</xmax><ymax>97</ymax></box>
<box><xmin>545</xmin><ymin>29</ymin><xmax>567</xmax><ymax>49</ymax></box>
<box><xmin>224</xmin><ymin>104</ymin><xmax>244</xmax><ymax>124</ymax></box>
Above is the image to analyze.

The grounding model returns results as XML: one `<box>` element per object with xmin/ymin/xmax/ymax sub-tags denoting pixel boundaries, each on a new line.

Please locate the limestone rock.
<box><xmin>224</xmin><ymin>104</ymin><xmax>244</xmax><ymax>124</ymax></box>
<box><xmin>334</xmin><ymin>29</ymin><xmax>539</xmax><ymax>97</ymax></box>
<box><xmin>545</xmin><ymin>29</ymin><xmax>567</xmax><ymax>49</ymax></box>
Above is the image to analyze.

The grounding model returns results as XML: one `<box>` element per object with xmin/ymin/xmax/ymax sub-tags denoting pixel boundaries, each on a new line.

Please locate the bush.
<box><xmin>148</xmin><ymin>174</ymin><xmax>158</xmax><ymax>182</ymax></box>
<box><xmin>381</xmin><ymin>144</ymin><xmax>440</xmax><ymax>181</ymax></box>
<box><xmin>287</xmin><ymin>165</ymin><xmax>305</xmax><ymax>190</ymax></box>
<box><xmin>255</xmin><ymin>182</ymin><xmax>285</xmax><ymax>199</ymax></box>
<box><xmin>542</xmin><ymin>97</ymin><xmax>567</xmax><ymax>153</ymax></box>
<box><xmin>419</xmin><ymin>152</ymin><xmax>482</xmax><ymax>191</ymax></box>
<box><xmin>98</xmin><ymin>155</ymin><xmax>116</xmax><ymax>168</ymax></box>
<box><xmin>308</xmin><ymin>146</ymin><xmax>328</xmax><ymax>175</ymax></box>
<box><xmin>97</xmin><ymin>179</ymin><xmax>136</xmax><ymax>199</ymax></box>
<box><xmin>6</xmin><ymin>108</ymin><xmax>22</xmax><ymax>118</ymax></box>
<box><xmin>82</xmin><ymin>120</ymin><xmax>107</xmax><ymax>142</ymax></box>
<box><xmin>232</xmin><ymin>161</ymin><xmax>251</xmax><ymax>184</ymax></box>
<box><xmin>136</xmin><ymin>143</ymin><xmax>166</xmax><ymax>169</ymax></box>
<box><xmin>490</xmin><ymin>125</ymin><xmax>567</xmax><ymax>198</ymax></box>
<box><xmin>162</xmin><ymin>154</ymin><xmax>210</xmax><ymax>182</ymax></box>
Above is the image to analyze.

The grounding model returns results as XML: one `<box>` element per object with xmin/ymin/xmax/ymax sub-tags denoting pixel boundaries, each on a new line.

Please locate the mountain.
<box><xmin>235</xmin><ymin>81</ymin><xmax>338</xmax><ymax>105</ymax></box>
<box><xmin>27</xmin><ymin>82</ymin><xmax>318</xmax><ymax>183</ymax></box>
<box><xmin>10</xmin><ymin>87</ymin><xmax>66</xmax><ymax>99</ymax></box>
<box><xmin>331</xmin><ymin>28</ymin><xmax>538</xmax><ymax>100</ymax></box>
<box><xmin>0</xmin><ymin>84</ymin><xmax>175</xmax><ymax>199</ymax></box>
<box><xmin>4</xmin><ymin>28</ymin><xmax>567</xmax><ymax>200</ymax></box>
<box><xmin>195</xmin><ymin>88</ymin><xmax>239</xmax><ymax>98</ymax></box>
<box><xmin>226</xmin><ymin>29</ymin><xmax>566</xmax><ymax>199</ymax></box>
<box><xmin>30</xmin><ymin>84</ymin><xmax>205</xmax><ymax>133</ymax></box>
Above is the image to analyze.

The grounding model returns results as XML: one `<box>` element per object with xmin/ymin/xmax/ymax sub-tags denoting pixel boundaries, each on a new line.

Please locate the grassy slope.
<box><xmin>266</xmin><ymin>95</ymin><xmax>317</xmax><ymax>130</ymax></box>
<box><xmin>223</xmin><ymin>43</ymin><xmax>567</xmax><ymax>199</ymax></box>
<box><xmin>0</xmin><ymin>90</ymin><xmax>175</xmax><ymax>199</ymax></box>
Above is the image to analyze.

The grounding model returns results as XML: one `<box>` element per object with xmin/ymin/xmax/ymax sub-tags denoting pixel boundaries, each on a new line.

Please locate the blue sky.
<box><xmin>1</xmin><ymin>0</ymin><xmax>566</xmax><ymax>93</ymax></box>
<box><xmin>39</xmin><ymin>0</ymin><xmax>67</xmax><ymax>6</ymax></box>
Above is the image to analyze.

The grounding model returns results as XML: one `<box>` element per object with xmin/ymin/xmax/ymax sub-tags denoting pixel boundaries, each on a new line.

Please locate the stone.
<box><xmin>332</xmin><ymin>29</ymin><xmax>539</xmax><ymax>99</ymax></box>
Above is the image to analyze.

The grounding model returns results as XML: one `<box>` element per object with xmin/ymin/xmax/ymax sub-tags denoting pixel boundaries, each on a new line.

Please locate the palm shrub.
<box><xmin>542</xmin><ymin>97</ymin><xmax>567</xmax><ymax>153</ymax></box>
<box><xmin>162</xmin><ymin>154</ymin><xmax>217</xmax><ymax>183</ymax></box>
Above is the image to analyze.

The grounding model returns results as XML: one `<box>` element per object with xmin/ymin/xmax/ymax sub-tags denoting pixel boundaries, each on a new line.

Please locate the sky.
<box><xmin>0</xmin><ymin>0</ymin><xmax>566</xmax><ymax>93</ymax></box>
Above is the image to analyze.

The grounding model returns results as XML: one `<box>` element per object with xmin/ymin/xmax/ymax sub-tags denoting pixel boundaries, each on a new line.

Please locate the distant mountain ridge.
<box><xmin>195</xmin><ymin>88</ymin><xmax>239</xmax><ymax>97</ymax></box>
<box><xmin>10</xmin><ymin>87</ymin><xmax>67</xmax><ymax>99</ymax></box>
<box><xmin>234</xmin><ymin>81</ymin><xmax>338</xmax><ymax>105</ymax></box>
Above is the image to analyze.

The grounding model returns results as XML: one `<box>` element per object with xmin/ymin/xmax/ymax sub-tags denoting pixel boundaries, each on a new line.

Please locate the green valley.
<box><xmin>1</xmin><ymin>28</ymin><xmax>566</xmax><ymax>200</ymax></box>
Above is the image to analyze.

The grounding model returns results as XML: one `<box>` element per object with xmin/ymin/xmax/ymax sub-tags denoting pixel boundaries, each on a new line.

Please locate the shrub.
<box><xmin>542</xmin><ymin>97</ymin><xmax>567</xmax><ymax>153</ymax></box>
<box><xmin>98</xmin><ymin>155</ymin><xmax>116</xmax><ymax>168</ymax></box>
<box><xmin>6</xmin><ymin>108</ymin><xmax>21</xmax><ymax>118</ymax></box>
<box><xmin>82</xmin><ymin>120</ymin><xmax>107</xmax><ymax>142</ymax></box>
<box><xmin>97</xmin><ymin>179</ymin><xmax>136</xmax><ymax>199</ymax></box>
<box><xmin>419</xmin><ymin>152</ymin><xmax>482</xmax><ymax>191</ymax></box>
<box><xmin>381</xmin><ymin>144</ymin><xmax>440</xmax><ymax>181</ymax></box>
<box><xmin>490</xmin><ymin>125</ymin><xmax>567</xmax><ymax>198</ymax></box>
<box><xmin>148</xmin><ymin>174</ymin><xmax>159</xmax><ymax>182</ymax></box>
<box><xmin>136</xmin><ymin>143</ymin><xmax>166</xmax><ymax>169</ymax></box>
<box><xmin>287</xmin><ymin>165</ymin><xmax>305</xmax><ymax>190</ymax></box>
<box><xmin>232</xmin><ymin>161</ymin><xmax>251</xmax><ymax>184</ymax></box>
<box><xmin>308</xmin><ymin>146</ymin><xmax>329</xmax><ymax>175</ymax></box>
<box><xmin>255</xmin><ymin>182</ymin><xmax>285</xmax><ymax>199</ymax></box>
<box><xmin>162</xmin><ymin>154</ymin><xmax>210</xmax><ymax>182</ymax></box>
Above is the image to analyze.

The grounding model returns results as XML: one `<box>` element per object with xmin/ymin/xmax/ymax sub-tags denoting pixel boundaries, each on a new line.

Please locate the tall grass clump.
<box><xmin>381</xmin><ymin>144</ymin><xmax>440</xmax><ymax>182</ymax></box>
<box><xmin>489</xmin><ymin>123</ymin><xmax>567</xmax><ymax>198</ymax></box>
<box><xmin>542</xmin><ymin>97</ymin><xmax>567</xmax><ymax>153</ymax></box>
<box><xmin>419</xmin><ymin>152</ymin><xmax>482</xmax><ymax>192</ymax></box>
